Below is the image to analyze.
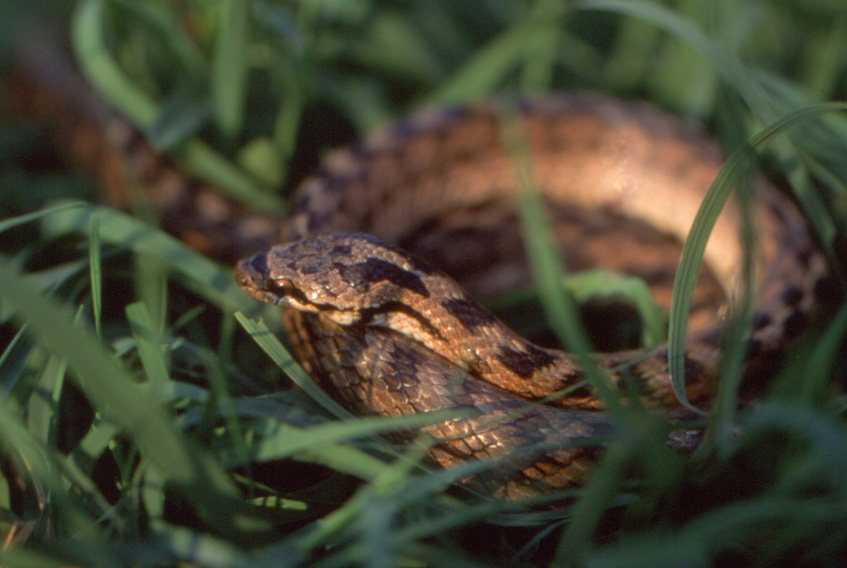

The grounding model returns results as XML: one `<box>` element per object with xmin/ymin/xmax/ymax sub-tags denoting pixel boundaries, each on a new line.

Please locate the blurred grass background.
<box><xmin>1</xmin><ymin>0</ymin><xmax>847</xmax><ymax>566</ymax></box>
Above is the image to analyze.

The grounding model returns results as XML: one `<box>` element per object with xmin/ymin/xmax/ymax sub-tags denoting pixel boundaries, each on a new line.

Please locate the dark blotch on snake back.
<box><xmin>795</xmin><ymin>242</ymin><xmax>815</xmax><ymax>269</ymax></box>
<box><xmin>442</xmin><ymin>298</ymin><xmax>499</xmax><ymax>331</ymax></box>
<box><xmin>496</xmin><ymin>345</ymin><xmax>557</xmax><ymax>379</ymax></box>
<box><xmin>752</xmin><ymin>312</ymin><xmax>772</xmax><ymax>331</ymax></box>
<box><xmin>767</xmin><ymin>200</ymin><xmax>789</xmax><ymax>226</ymax></box>
<box><xmin>781</xmin><ymin>285</ymin><xmax>804</xmax><ymax>308</ymax></box>
<box><xmin>360</xmin><ymin>301</ymin><xmax>443</xmax><ymax>340</ymax></box>
<box><xmin>782</xmin><ymin>311</ymin><xmax>808</xmax><ymax>341</ymax></box>
<box><xmin>683</xmin><ymin>356</ymin><xmax>708</xmax><ymax>383</ymax></box>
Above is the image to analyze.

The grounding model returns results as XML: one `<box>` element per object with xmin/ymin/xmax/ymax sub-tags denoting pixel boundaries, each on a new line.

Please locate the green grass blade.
<box><xmin>241</xmin><ymin>411</ymin><xmax>461</xmax><ymax>467</ymax></box>
<box><xmin>429</xmin><ymin>4</ymin><xmax>568</xmax><ymax>103</ymax></box>
<box><xmin>72</xmin><ymin>0</ymin><xmax>285</xmax><ymax>214</ymax></box>
<box><xmin>577</xmin><ymin>0</ymin><xmax>845</xmax><ymax>278</ymax></box>
<box><xmin>212</xmin><ymin>0</ymin><xmax>249</xmax><ymax>139</ymax></box>
<box><xmin>0</xmin><ymin>201</ymin><xmax>86</xmax><ymax>234</ymax></box>
<box><xmin>575</xmin><ymin>0</ymin><xmax>765</xmax><ymax>114</ymax></box>
<box><xmin>770</xmin><ymin>300</ymin><xmax>847</xmax><ymax>404</ymax></box>
<box><xmin>0</xmin><ymin>326</ymin><xmax>31</xmax><ymax>402</ymax></box>
<box><xmin>87</xmin><ymin>213</ymin><xmax>103</xmax><ymax>339</ymax></box>
<box><xmin>72</xmin><ymin>0</ymin><xmax>159</xmax><ymax>125</ymax></box>
<box><xmin>565</xmin><ymin>270</ymin><xmax>667</xmax><ymax>347</ymax></box>
<box><xmin>41</xmin><ymin>203</ymin><xmax>254</xmax><ymax>313</ymax></box>
<box><xmin>0</xmin><ymin>255</ymin><xmax>268</xmax><ymax>538</ymax></box>
<box><xmin>234</xmin><ymin>312</ymin><xmax>354</xmax><ymax>421</ymax></box>
<box><xmin>668</xmin><ymin>103</ymin><xmax>847</xmax><ymax>410</ymax></box>
<box><xmin>125</xmin><ymin>301</ymin><xmax>170</xmax><ymax>387</ymax></box>
<box><xmin>499</xmin><ymin>109</ymin><xmax>621</xmax><ymax>411</ymax></box>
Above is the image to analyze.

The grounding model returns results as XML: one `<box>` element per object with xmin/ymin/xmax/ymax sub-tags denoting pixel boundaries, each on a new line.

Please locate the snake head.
<box><xmin>235</xmin><ymin>232</ymin><xmax>441</xmax><ymax>326</ymax></box>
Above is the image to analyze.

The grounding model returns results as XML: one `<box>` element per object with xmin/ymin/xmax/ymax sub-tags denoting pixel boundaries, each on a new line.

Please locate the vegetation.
<box><xmin>1</xmin><ymin>0</ymin><xmax>846</xmax><ymax>566</ymax></box>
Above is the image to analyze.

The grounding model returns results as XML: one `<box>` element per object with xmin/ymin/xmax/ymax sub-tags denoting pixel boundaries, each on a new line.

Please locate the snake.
<box><xmin>13</xmin><ymin>37</ymin><xmax>832</xmax><ymax>500</ymax></box>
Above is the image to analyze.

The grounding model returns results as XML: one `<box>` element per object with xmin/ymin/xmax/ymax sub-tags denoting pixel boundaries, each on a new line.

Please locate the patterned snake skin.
<box><xmin>232</xmin><ymin>98</ymin><xmax>830</xmax><ymax>498</ymax></box>
<box><xmin>14</xmin><ymin>39</ymin><xmax>831</xmax><ymax>499</ymax></box>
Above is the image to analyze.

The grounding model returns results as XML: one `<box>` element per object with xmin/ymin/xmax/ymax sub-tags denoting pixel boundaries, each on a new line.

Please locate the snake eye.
<box><xmin>274</xmin><ymin>278</ymin><xmax>295</xmax><ymax>295</ymax></box>
<box><xmin>257</xmin><ymin>278</ymin><xmax>296</xmax><ymax>307</ymax></box>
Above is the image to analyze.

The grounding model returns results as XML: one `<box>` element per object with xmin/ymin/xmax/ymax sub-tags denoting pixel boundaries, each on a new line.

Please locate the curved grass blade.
<box><xmin>667</xmin><ymin>103</ymin><xmax>847</xmax><ymax>412</ymax></box>
<box><xmin>88</xmin><ymin>213</ymin><xmax>103</xmax><ymax>339</ymax></box>
<box><xmin>234</xmin><ymin>312</ymin><xmax>354</xmax><ymax>421</ymax></box>
<box><xmin>498</xmin><ymin>107</ymin><xmax>622</xmax><ymax>413</ymax></box>
<box><xmin>41</xmin><ymin>202</ymin><xmax>254</xmax><ymax>314</ymax></box>
<box><xmin>577</xmin><ymin>0</ymin><xmax>844</xmax><ymax>281</ymax></box>
<box><xmin>0</xmin><ymin>201</ymin><xmax>86</xmax><ymax>234</ymax></box>
<box><xmin>72</xmin><ymin>0</ymin><xmax>285</xmax><ymax>214</ymax></box>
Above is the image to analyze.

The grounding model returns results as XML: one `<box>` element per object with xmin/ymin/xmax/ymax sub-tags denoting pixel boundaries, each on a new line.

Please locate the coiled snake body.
<box><xmin>14</xmin><ymin>45</ymin><xmax>830</xmax><ymax>498</ymax></box>
<box><xmin>234</xmin><ymin>96</ymin><xmax>830</xmax><ymax>499</ymax></box>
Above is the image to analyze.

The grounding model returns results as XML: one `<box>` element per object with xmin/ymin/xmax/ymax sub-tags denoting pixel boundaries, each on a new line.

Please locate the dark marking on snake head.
<box><xmin>496</xmin><ymin>345</ymin><xmax>556</xmax><ymax>379</ymax></box>
<box><xmin>289</xmin><ymin>255</ymin><xmax>327</xmax><ymax>275</ymax></box>
<box><xmin>442</xmin><ymin>298</ymin><xmax>498</xmax><ymax>330</ymax></box>
<box><xmin>339</xmin><ymin>233</ymin><xmax>436</xmax><ymax>275</ymax></box>
<box><xmin>341</xmin><ymin>257</ymin><xmax>430</xmax><ymax>297</ymax></box>
<box><xmin>331</xmin><ymin>243</ymin><xmax>353</xmax><ymax>256</ymax></box>
<box><xmin>243</xmin><ymin>252</ymin><xmax>269</xmax><ymax>282</ymax></box>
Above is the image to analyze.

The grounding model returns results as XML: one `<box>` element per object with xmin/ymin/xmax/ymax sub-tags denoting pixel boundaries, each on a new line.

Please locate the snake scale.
<box><xmin>15</xmin><ymin>38</ymin><xmax>832</xmax><ymax>499</ymax></box>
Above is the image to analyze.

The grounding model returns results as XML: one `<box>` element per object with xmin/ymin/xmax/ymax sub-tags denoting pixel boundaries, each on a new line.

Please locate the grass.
<box><xmin>1</xmin><ymin>0</ymin><xmax>847</xmax><ymax>566</ymax></box>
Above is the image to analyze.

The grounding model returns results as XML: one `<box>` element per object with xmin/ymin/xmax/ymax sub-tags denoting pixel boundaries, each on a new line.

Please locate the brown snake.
<box><xmin>13</xmin><ymin>41</ymin><xmax>832</xmax><ymax>499</ymax></box>
<box><xmin>233</xmin><ymin>97</ymin><xmax>832</xmax><ymax>498</ymax></box>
